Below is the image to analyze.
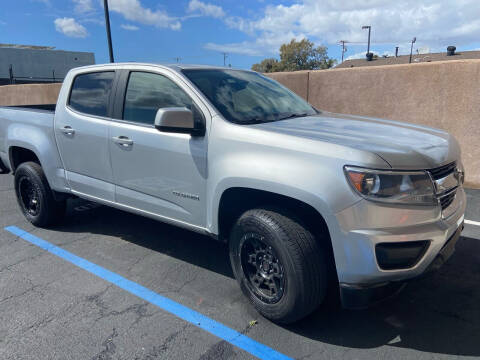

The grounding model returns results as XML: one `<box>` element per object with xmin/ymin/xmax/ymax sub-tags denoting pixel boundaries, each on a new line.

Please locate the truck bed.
<box><xmin>0</xmin><ymin>106</ymin><xmax>56</xmax><ymax>172</ymax></box>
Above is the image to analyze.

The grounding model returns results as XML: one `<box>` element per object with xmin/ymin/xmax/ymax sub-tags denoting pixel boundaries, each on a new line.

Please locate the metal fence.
<box><xmin>3</xmin><ymin>64</ymin><xmax>64</xmax><ymax>85</ymax></box>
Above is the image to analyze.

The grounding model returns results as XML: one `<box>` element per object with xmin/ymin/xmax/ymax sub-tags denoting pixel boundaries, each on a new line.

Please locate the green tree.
<box><xmin>251</xmin><ymin>58</ymin><xmax>281</xmax><ymax>73</ymax></box>
<box><xmin>251</xmin><ymin>39</ymin><xmax>336</xmax><ymax>72</ymax></box>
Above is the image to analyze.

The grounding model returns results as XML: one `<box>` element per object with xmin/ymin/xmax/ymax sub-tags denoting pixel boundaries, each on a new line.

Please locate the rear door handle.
<box><xmin>60</xmin><ymin>126</ymin><xmax>75</xmax><ymax>135</ymax></box>
<box><xmin>112</xmin><ymin>136</ymin><xmax>134</xmax><ymax>147</ymax></box>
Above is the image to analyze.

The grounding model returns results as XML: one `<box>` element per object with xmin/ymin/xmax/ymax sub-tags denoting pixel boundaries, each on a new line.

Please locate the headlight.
<box><xmin>344</xmin><ymin>166</ymin><xmax>436</xmax><ymax>204</ymax></box>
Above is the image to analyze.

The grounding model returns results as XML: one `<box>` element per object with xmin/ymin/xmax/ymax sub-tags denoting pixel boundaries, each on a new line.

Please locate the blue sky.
<box><xmin>2</xmin><ymin>0</ymin><xmax>480</xmax><ymax>69</ymax></box>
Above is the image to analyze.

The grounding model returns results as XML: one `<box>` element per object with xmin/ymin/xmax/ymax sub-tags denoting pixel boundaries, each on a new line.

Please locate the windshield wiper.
<box><xmin>242</xmin><ymin>112</ymin><xmax>314</xmax><ymax>124</ymax></box>
<box><xmin>277</xmin><ymin>112</ymin><xmax>310</xmax><ymax>121</ymax></box>
<box><xmin>241</xmin><ymin>117</ymin><xmax>269</xmax><ymax>124</ymax></box>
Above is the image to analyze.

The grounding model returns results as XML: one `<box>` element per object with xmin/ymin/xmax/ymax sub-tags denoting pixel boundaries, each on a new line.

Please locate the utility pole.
<box><xmin>409</xmin><ymin>37</ymin><xmax>416</xmax><ymax>64</ymax></box>
<box><xmin>173</xmin><ymin>57</ymin><xmax>181</xmax><ymax>63</ymax></box>
<box><xmin>339</xmin><ymin>40</ymin><xmax>347</xmax><ymax>63</ymax></box>
<box><xmin>103</xmin><ymin>0</ymin><xmax>115</xmax><ymax>63</ymax></box>
<box><xmin>222</xmin><ymin>52</ymin><xmax>228</xmax><ymax>66</ymax></box>
<box><xmin>362</xmin><ymin>25</ymin><xmax>371</xmax><ymax>55</ymax></box>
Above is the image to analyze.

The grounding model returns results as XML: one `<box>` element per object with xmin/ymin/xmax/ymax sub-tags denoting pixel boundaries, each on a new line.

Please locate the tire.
<box><xmin>0</xmin><ymin>157</ymin><xmax>8</xmax><ymax>174</ymax></box>
<box><xmin>229</xmin><ymin>208</ymin><xmax>328</xmax><ymax>324</ymax></box>
<box><xmin>14</xmin><ymin>162</ymin><xmax>66</xmax><ymax>227</ymax></box>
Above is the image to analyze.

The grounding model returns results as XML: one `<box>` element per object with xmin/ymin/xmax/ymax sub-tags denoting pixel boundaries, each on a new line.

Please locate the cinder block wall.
<box><xmin>268</xmin><ymin>60</ymin><xmax>480</xmax><ymax>188</ymax></box>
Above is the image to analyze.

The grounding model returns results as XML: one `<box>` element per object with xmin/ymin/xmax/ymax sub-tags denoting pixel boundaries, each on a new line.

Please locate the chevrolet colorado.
<box><xmin>0</xmin><ymin>63</ymin><xmax>466</xmax><ymax>323</ymax></box>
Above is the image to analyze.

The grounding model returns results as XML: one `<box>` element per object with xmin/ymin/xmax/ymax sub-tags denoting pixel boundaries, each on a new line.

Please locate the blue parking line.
<box><xmin>4</xmin><ymin>225</ymin><xmax>292</xmax><ymax>360</ymax></box>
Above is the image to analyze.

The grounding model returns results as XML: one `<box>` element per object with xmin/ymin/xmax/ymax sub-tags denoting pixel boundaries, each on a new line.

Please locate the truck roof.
<box><xmin>70</xmin><ymin>62</ymin><xmax>245</xmax><ymax>73</ymax></box>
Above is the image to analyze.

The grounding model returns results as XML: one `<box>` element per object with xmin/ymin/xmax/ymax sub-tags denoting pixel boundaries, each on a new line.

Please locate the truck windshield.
<box><xmin>182</xmin><ymin>69</ymin><xmax>317</xmax><ymax>124</ymax></box>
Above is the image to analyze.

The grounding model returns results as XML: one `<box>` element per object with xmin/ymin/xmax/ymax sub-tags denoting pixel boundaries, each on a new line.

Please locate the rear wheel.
<box><xmin>229</xmin><ymin>208</ymin><xmax>328</xmax><ymax>323</ymax></box>
<box><xmin>14</xmin><ymin>162</ymin><xmax>66</xmax><ymax>227</ymax></box>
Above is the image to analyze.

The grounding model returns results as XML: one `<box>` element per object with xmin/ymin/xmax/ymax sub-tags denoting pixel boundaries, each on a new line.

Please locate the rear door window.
<box><xmin>69</xmin><ymin>72</ymin><xmax>115</xmax><ymax>117</ymax></box>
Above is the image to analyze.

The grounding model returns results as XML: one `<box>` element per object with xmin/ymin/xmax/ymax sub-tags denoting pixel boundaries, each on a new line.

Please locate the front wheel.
<box><xmin>14</xmin><ymin>162</ymin><xmax>66</xmax><ymax>227</ymax></box>
<box><xmin>229</xmin><ymin>208</ymin><xmax>328</xmax><ymax>324</ymax></box>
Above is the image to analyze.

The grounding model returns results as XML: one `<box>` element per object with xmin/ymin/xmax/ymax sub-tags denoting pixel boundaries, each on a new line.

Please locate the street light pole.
<box><xmin>103</xmin><ymin>0</ymin><xmax>114</xmax><ymax>63</ymax></box>
<box><xmin>362</xmin><ymin>25</ymin><xmax>371</xmax><ymax>55</ymax></box>
<box><xmin>409</xmin><ymin>37</ymin><xmax>416</xmax><ymax>64</ymax></box>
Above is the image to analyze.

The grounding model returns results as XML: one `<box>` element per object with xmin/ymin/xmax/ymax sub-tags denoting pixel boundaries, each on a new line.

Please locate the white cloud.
<box><xmin>54</xmin><ymin>17</ymin><xmax>88</xmax><ymax>38</ymax></box>
<box><xmin>187</xmin><ymin>0</ymin><xmax>225</xmax><ymax>18</ymax></box>
<box><xmin>170</xmin><ymin>21</ymin><xmax>181</xmax><ymax>31</ymax></box>
<box><xmin>73</xmin><ymin>0</ymin><xmax>93</xmax><ymax>13</ymax></box>
<box><xmin>205</xmin><ymin>31</ymin><xmax>307</xmax><ymax>56</ymax></box>
<box><xmin>121</xmin><ymin>24</ymin><xmax>139</xmax><ymax>31</ymax></box>
<box><xmin>207</xmin><ymin>0</ymin><xmax>480</xmax><ymax>56</ymax></box>
<box><xmin>205</xmin><ymin>42</ymin><xmax>262</xmax><ymax>56</ymax></box>
<box><xmin>107</xmin><ymin>0</ymin><xmax>181</xmax><ymax>30</ymax></box>
<box><xmin>224</xmin><ymin>16</ymin><xmax>255</xmax><ymax>35</ymax></box>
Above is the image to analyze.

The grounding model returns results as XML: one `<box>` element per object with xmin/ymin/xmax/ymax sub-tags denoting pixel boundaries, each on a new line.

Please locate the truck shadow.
<box><xmin>56</xmin><ymin>199</ymin><xmax>480</xmax><ymax>357</ymax></box>
<box><xmin>58</xmin><ymin>199</ymin><xmax>235</xmax><ymax>278</ymax></box>
<box><xmin>287</xmin><ymin>235</ymin><xmax>480</xmax><ymax>357</ymax></box>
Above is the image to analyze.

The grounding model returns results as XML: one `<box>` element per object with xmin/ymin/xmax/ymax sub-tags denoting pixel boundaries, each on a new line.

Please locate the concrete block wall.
<box><xmin>268</xmin><ymin>60</ymin><xmax>480</xmax><ymax>188</ymax></box>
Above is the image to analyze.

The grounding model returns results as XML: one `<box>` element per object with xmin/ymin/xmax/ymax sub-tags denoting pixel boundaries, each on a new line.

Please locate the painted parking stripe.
<box><xmin>465</xmin><ymin>219</ymin><xmax>480</xmax><ymax>227</ymax></box>
<box><xmin>4</xmin><ymin>226</ymin><xmax>292</xmax><ymax>360</ymax></box>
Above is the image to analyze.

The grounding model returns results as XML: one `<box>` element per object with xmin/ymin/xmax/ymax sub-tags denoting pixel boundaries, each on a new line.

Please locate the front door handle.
<box><xmin>112</xmin><ymin>136</ymin><xmax>134</xmax><ymax>147</ymax></box>
<box><xmin>60</xmin><ymin>126</ymin><xmax>75</xmax><ymax>135</ymax></box>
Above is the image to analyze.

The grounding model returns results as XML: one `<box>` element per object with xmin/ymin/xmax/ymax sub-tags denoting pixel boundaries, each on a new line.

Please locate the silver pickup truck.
<box><xmin>0</xmin><ymin>63</ymin><xmax>466</xmax><ymax>323</ymax></box>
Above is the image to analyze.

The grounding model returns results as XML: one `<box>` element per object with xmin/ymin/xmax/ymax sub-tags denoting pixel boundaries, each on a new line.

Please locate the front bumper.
<box><xmin>331</xmin><ymin>186</ymin><xmax>466</xmax><ymax>286</ymax></box>
<box><xmin>339</xmin><ymin>222</ymin><xmax>463</xmax><ymax>309</ymax></box>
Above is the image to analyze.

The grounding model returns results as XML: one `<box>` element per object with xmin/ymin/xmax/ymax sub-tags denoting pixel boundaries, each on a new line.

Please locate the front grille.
<box><xmin>428</xmin><ymin>162</ymin><xmax>458</xmax><ymax>210</ymax></box>
<box><xmin>439</xmin><ymin>190</ymin><xmax>456</xmax><ymax>210</ymax></box>
<box><xmin>429</xmin><ymin>162</ymin><xmax>456</xmax><ymax>180</ymax></box>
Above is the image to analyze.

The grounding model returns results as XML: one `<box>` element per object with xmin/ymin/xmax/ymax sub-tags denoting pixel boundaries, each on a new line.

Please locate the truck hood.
<box><xmin>253</xmin><ymin>112</ymin><xmax>460</xmax><ymax>169</ymax></box>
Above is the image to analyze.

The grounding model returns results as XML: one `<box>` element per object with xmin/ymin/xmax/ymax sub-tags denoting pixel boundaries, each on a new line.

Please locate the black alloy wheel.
<box><xmin>240</xmin><ymin>233</ymin><xmax>285</xmax><ymax>304</ymax></box>
<box><xmin>229</xmin><ymin>208</ymin><xmax>328</xmax><ymax>323</ymax></box>
<box><xmin>14</xmin><ymin>162</ymin><xmax>66</xmax><ymax>227</ymax></box>
<box><xmin>18</xmin><ymin>175</ymin><xmax>41</xmax><ymax>216</ymax></box>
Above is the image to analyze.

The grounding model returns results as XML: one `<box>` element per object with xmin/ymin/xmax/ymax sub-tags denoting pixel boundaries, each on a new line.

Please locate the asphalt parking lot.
<box><xmin>1</xmin><ymin>173</ymin><xmax>479</xmax><ymax>360</ymax></box>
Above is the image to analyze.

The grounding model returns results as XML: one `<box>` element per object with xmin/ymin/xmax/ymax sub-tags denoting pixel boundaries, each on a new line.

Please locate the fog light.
<box><xmin>375</xmin><ymin>241</ymin><xmax>430</xmax><ymax>270</ymax></box>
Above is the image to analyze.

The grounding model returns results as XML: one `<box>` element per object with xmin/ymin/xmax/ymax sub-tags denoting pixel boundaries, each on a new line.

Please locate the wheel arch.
<box><xmin>9</xmin><ymin>146</ymin><xmax>41</xmax><ymax>172</ymax></box>
<box><xmin>217</xmin><ymin>186</ymin><xmax>340</xmax><ymax>295</ymax></box>
<box><xmin>216</xmin><ymin>186</ymin><xmax>333</xmax><ymax>246</ymax></box>
<box><xmin>6</xmin><ymin>122</ymin><xmax>69</xmax><ymax>193</ymax></box>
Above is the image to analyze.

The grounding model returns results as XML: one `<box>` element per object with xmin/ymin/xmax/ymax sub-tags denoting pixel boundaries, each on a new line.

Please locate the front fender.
<box><xmin>209</xmin><ymin>177</ymin><xmax>340</xmax><ymax>235</ymax></box>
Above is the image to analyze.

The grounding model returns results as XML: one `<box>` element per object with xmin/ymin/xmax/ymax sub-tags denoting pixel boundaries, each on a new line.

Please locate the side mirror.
<box><xmin>154</xmin><ymin>107</ymin><xmax>200</xmax><ymax>135</ymax></box>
